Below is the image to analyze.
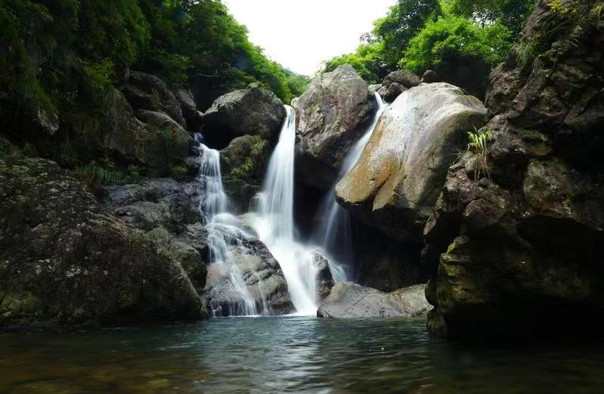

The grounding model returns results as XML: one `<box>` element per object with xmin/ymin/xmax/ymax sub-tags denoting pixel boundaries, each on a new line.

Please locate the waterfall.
<box><xmin>196</xmin><ymin>134</ymin><xmax>258</xmax><ymax>316</ymax></box>
<box><xmin>313</xmin><ymin>93</ymin><xmax>387</xmax><ymax>281</ymax></box>
<box><xmin>251</xmin><ymin>106</ymin><xmax>319</xmax><ymax>315</ymax></box>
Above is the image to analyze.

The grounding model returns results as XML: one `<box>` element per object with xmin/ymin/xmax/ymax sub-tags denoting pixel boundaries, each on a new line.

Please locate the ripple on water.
<box><xmin>1</xmin><ymin>317</ymin><xmax>604</xmax><ymax>393</ymax></box>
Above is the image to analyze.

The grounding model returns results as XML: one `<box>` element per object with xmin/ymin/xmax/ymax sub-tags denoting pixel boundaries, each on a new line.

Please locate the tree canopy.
<box><xmin>322</xmin><ymin>0</ymin><xmax>536</xmax><ymax>94</ymax></box>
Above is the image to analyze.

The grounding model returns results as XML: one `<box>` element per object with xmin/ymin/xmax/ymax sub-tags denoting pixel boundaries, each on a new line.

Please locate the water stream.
<box><xmin>197</xmin><ymin>97</ymin><xmax>387</xmax><ymax>316</ymax></box>
<box><xmin>313</xmin><ymin>93</ymin><xmax>388</xmax><ymax>281</ymax></box>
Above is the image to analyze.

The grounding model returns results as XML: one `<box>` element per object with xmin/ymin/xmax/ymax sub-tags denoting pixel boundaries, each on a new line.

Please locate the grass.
<box><xmin>466</xmin><ymin>128</ymin><xmax>493</xmax><ymax>180</ymax></box>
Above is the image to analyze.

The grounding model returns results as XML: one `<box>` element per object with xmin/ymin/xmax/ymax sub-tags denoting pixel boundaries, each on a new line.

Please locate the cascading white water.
<box><xmin>196</xmin><ymin>135</ymin><xmax>258</xmax><ymax>316</ymax></box>
<box><xmin>250</xmin><ymin>106</ymin><xmax>319</xmax><ymax>315</ymax></box>
<box><xmin>313</xmin><ymin>93</ymin><xmax>387</xmax><ymax>281</ymax></box>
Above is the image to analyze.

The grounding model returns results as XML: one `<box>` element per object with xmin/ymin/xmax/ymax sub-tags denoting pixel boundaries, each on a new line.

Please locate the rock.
<box><xmin>0</xmin><ymin>158</ymin><xmax>205</xmax><ymax>329</ymax></box>
<box><xmin>189</xmin><ymin>72</ymin><xmax>248</xmax><ymax>113</ymax></box>
<box><xmin>146</xmin><ymin>226</ymin><xmax>207</xmax><ymax>293</ymax></box>
<box><xmin>220</xmin><ymin>135</ymin><xmax>270</xmax><ymax>186</ymax></box>
<box><xmin>422</xmin><ymin>70</ymin><xmax>439</xmax><ymax>83</ymax></box>
<box><xmin>103</xmin><ymin>91</ymin><xmax>194</xmax><ymax>175</ymax></box>
<box><xmin>174</xmin><ymin>89</ymin><xmax>204</xmax><ymax>132</ymax></box>
<box><xmin>369</xmin><ymin>84</ymin><xmax>382</xmax><ymax>94</ymax></box>
<box><xmin>423</xmin><ymin>0</ymin><xmax>604</xmax><ymax>339</ymax></box>
<box><xmin>312</xmin><ymin>252</ymin><xmax>335</xmax><ymax>302</ymax></box>
<box><xmin>383</xmin><ymin>69</ymin><xmax>421</xmax><ymax>89</ymax></box>
<box><xmin>383</xmin><ymin>82</ymin><xmax>407</xmax><ymax>103</ymax></box>
<box><xmin>317</xmin><ymin>283</ymin><xmax>431</xmax><ymax>318</ymax></box>
<box><xmin>293</xmin><ymin>65</ymin><xmax>377</xmax><ymax>189</ymax></box>
<box><xmin>223</xmin><ymin>179</ymin><xmax>260</xmax><ymax>214</ymax></box>
<box><xmin>122</xmin><ymin>71</ymin><xmax>186</xmax><ymax>128</ymax></box>
<box><xmin>135</xmin><ymin>109</ymin><xmax>186</xmax><ymax>133</ymax></box>
<box><xmin>203</xmin><ymin>224</ymin><xmax>294</xmax><ymax>316</ymax></box>
<box><xmin>202</xmin><ymin>83</ymin><xmax>286</xmax><ymax>149</ymax></box>
<box><xmin>102</xmin><ymin>179</ymin><xmax>202</xmax><ymax>234</ymax></box>
<box><xmin>336</xmin><ymin>83</ymin><xmax>486</xmax><ymax>242</ymax></box>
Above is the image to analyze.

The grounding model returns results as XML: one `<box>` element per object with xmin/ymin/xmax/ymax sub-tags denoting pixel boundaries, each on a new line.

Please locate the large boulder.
<box><xmin>293</xmin><ymin>65</ymin><xmax>377</xmax><ymax>189</ymax></box>
<box><xmin>174</xmin><ymin>89</ymin><xmax>204</xmax><ymax>132</ymax></box>
<box><xmin>424</xmin><ymin>0</ymin><xmax>604</xmax><ymax>339</ymax></box>
<box><xmin>103</xmin><ymin>91</ymin><xmax>194</xmax><ymax>175</ymax></box>
<box><xmin>0</xmin><ymin>158</ymin><xmax>205</xmax><ymax>329</ymax></box>
<box><xmin>203</xmin><ymin>221</ymin><xmax>294</xmax><ymax>316</ymax></box>
<box><xmin>317</xmin><ymin>283</ymin><xmax>431</xmax><ymax>318</ymax></box>
<box><xmin>336</xmin><ymin>83</ymin><xmax>486</xmax><ymax>242</ymax></box>
<box><xmin>202</xmin><ymin>83</ymin><xmax>286</xmax><ymax>149</ymax></box>
<box><xmin>376</xmin><ymin>69</ymin><xmax>421</xmax><ymax>102</ymax></box>
<box><xmin>122</xmin><ymin>72</ymin><xmax>186</xmax><ymax>128</ymax></box>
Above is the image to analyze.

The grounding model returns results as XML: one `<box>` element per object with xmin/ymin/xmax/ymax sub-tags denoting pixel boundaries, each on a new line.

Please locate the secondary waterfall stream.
<box><xmin>197</xmin><ymin>97</ymin><xmax>386</xmax><ymax>316</ymax></box>
<box><xmin>313</xmin><ymin>93</ymin><xmax>387</xmax><ymax>280</ymax></box>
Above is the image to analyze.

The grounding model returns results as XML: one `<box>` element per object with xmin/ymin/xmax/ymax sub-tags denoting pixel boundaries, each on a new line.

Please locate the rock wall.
<box><xmin>424</xmin><ymin>0</ymin><xmax>604</xmax><ymax>338</ymax></box>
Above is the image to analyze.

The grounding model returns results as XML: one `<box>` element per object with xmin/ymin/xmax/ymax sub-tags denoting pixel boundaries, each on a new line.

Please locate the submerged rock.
<box><xmin>317</xmin><ymin>283</ymin><xmax>431</xmax><ymax>318</ymax></box>
<box><xmin>293</xmin><ymin>65</ymin><xmax>377</xmax><ymax>189</ymax></box>
<box><xmin>203</xmin><ymin>83</ymin><xmax>286</xmax><ymax>149</ymax></box>
<box><xmin>423</xmin><ymin>0</ymin><xmax>604</xmax><ymax>339</ymax></box>
<box><xmin>336</xmin><ymin>83</ymin><xmax>486</xmax><ymax>242</ymax></box>
<box><xmin>0</xmin><ymin>158</ymin><xmax>205</xmax><ymax>329</ymax></box>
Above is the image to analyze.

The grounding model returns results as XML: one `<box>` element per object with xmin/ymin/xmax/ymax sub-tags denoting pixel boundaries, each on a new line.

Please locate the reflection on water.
<box><xmin>1</xmin><ymin>317</ymin><xmax>603</xmax><ymax>393</ymax></box>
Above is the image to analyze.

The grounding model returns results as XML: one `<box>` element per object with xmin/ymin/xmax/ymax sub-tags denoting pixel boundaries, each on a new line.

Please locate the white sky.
<box><xmin>223</xmin><ymin>0</ymin><xmax>396</xmax><ymax>76</ymax></box>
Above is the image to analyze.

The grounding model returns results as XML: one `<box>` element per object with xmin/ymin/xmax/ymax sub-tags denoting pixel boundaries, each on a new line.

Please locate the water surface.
<box><xmin>1</xmin><ymin>317</ymin><xmax>603</xmax><ymax>393</ymax></box>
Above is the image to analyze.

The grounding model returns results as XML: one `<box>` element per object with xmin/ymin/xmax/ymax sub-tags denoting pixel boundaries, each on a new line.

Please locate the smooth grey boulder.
<box><xmin>335</xmin><ymin>83</ymin><xmax>486</xmax><ymax>242</ymax></box>
<box><xmin>293</xmin><ymin>65</ymin><xmax>376</xmax><ymax>189</ymax></box>
<box><xmin>317</xmin><ymin>283</ymin><xmax>431</xmax><ymax>318</ymax></box>
<box><xmin>122</xmin><ymin>72</ymin><xmax>186</xmax><ymax>128</ymax></box>
<box><xmin>203</xmin><ymin>83</ymin><xmax>286</xmax><ymax>149</ymax></box>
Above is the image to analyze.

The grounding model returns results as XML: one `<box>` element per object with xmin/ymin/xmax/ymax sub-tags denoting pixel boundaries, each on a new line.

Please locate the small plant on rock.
<box><xmin>466</xmin><ymin>128</ymin><xmax>493</xmax><ymax>180</ymax></box>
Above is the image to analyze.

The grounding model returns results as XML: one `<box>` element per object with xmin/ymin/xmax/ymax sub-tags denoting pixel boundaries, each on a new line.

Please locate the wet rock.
<box><xmin>317</xmin><ymin>283</ymin><xmax>431</xmax><ymax>318</ymax></box>
<box><xmin>0</xmin><ymin>158</ymin><xmax>205</xmax><ymax>329</ymax></box>
<box><xmin>203</xmin><ymin>83</ymin><xmax>286</xmax><ymax>149</ymax></box>
<box><xmin>122</xmin><ymin>72</ymin><xmax>186</xmax><ymax>128</ymax></box>
<box><xmin>293</xmin><ymin>65</ymin><xmax>377</xmax><ymax>189</ymax></box>
<box><xmin>336</xmin><ymin>83</ymin><xmax>486</xmax><ymax>242</ymax></box>
<box><xmin>203</xmin><ymin>226</ymin><xmax>294</xmax><ymax>316</ymax></box>
<box><xmin>312</xmin><ymin>252</ymin><xmax>335</xmax><ymax>302</ymax></box>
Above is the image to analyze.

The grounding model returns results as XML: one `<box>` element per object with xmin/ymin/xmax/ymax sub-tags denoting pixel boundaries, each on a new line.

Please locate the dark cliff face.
<box><xmin>423</xmin><ymin>0</ymin><xmax>604</xmax><ymax>339</ymax></box>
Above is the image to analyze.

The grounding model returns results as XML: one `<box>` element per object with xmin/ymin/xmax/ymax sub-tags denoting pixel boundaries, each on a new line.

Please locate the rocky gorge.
<box><xmin>0</xmin><ymin>0</ymin><xmax>603</xmax><ymax>348</ymax></box>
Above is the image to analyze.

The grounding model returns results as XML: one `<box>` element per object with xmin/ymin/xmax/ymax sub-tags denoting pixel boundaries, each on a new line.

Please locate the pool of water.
<box><xmin>1</xmin><ymin>317</ymin><xmax>603</xmax><ymax>393</ymax></box>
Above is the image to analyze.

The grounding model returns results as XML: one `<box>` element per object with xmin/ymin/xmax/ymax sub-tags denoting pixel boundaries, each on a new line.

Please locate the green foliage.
<box><xmin>73</xmin><ymin>160</ymin><xmax>144</xmax><ymax>190</ymax></box>
<box><xmin>228</xmin><ymin>137</ymin><xmax>267</xmax><ymax>181</ymax></box>
<box><xmin>285</xmin><ymin>70</ymin><xmax>311</xmax><ymax>98</ymax></box>
<box><xmin>448</xmin><ymin>0</ymin><xmax>537</xmax><ymax>37</ymax></box>
<box><xmin>324</xmin><ymin>43</ymin><xmax>387</xmax><ymax>83</ymax></box>
<box><xmin>374</xmin><ymin>0</ymin><xmax>443</xmax><ymax>69</ymax></box>
<box><xmin>403</xmin><ymin>15</ymin><xmax>511</xmax><ymax>72</ymax></box>
<box><xmin>466</xmin><ymin>128</ymin><xmax>493</xmax><ymax>180</ymax></box>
